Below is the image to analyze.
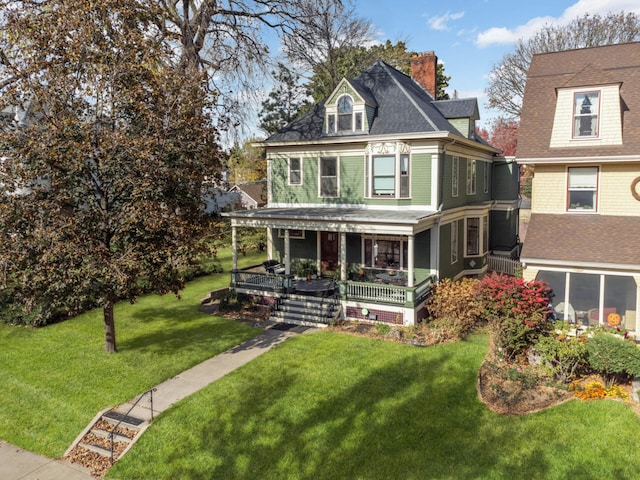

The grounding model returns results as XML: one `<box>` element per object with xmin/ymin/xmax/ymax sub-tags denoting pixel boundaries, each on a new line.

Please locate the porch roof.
<box><xmin>224</xmin><ymin>207</ymin><xmax>439</xmax><ymax>234</ymax></box>
<box><xmin>520</xmin><ymin>213</ymin><xmax>640</xmax><ymax>271</ymax></box>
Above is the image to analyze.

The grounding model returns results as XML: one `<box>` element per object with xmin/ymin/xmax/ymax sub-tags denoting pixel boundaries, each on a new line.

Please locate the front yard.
<box><xmin>4</xmin><ymin>256</ymin><xmax>640</xmax><ymax>478</ymax></box>
<box><xmin>108</xmin><ymin>332</ymin><xmax>640</xmax><ymax>480</ymax></box>
<box><xmin>0</xmin><ymin>250</ymin><xmax>266</xmax><ymax>458</ymax></box>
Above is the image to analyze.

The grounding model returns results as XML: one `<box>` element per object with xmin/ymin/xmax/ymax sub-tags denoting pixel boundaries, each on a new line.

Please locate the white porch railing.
<box><xmin>487</xmin><ymin>255</ymin><xmax>522</xmax><ymax>277</ymax></box>
<box><xmin>345</xmin><ymin>282</ymin><xmax>407</xmax><ymax>305</ymax></box>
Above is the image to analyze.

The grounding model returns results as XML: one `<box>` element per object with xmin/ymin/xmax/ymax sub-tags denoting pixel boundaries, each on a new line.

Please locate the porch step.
<box><xmin>270</xmin><ymin>294</ymin><xmax>340</xmax><ymax>326</ymax></box>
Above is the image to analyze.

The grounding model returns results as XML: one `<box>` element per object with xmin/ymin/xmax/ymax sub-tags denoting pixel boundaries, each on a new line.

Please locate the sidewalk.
<box><xmin>1</xmin><ymin>324</ymin><xmax>312</xmax><ymax>480</ymax></box>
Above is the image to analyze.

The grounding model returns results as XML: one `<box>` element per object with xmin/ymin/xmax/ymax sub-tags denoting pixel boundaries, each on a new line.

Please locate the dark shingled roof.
<box><xmin>266</xmin><ymin>60</ymin><xmax>479</xmax><ymax>143</ymax></box>
<box><xmin>432</xmin><ymin>98</ymin><xmax>479</xmax><ymax>119</ymax></box>
<box><xmin>521</xmin><ymin>213</ymin><xmax>640</xmax><ymax>268</ymax></box>
<box><xmin>518</xmin><ymin>42</ymin><xmax>640</xmax><ymax>160</ymax></box>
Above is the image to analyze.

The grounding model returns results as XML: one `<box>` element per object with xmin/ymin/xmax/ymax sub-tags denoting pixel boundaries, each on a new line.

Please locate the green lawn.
<box><xmin>109</xmin><ymin>332</ymin><xmax>640</xmax><ymax>480</ymax></box>
<box><xmin>0</xmin><ymin>249</ymin><xmax>266</xmax><ymax>458</ymax></box>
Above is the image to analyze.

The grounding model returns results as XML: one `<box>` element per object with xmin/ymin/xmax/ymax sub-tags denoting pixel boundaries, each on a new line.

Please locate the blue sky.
<box><xmin>353</xmin><ymin>0</ymin><xmax>640</xmax><ymax>128</ymax></box>
<box><xmin>236</xmin><ymin>0</ymin><xmax>640</xmax><ymax>143</ymax></box>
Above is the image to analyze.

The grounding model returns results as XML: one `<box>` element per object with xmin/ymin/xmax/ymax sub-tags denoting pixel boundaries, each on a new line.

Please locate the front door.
<box><xmin>320</xmin><ymin>232</ymin><xmax>339</xmax><ymax>274</ymax></box>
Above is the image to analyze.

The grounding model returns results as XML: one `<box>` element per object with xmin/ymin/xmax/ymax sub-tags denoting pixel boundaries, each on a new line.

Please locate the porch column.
<box><xmin>340</xmin><ymin>232</ymin><xmax>347</xmax><ymax>281</ymax></box>
<box><xmin>284</xmin><ymin>229</ymin><xmax>291</xmax><ymax>275</ymax></box>
<box><xmin>231</xmin><ymin>225</ymin><xmax>238</xmax><ymax>271</ymax></box>
<box><xmin>407</xmin><ymin>234</ymin><xmax>415</xmax><ymax>287</ymax></box>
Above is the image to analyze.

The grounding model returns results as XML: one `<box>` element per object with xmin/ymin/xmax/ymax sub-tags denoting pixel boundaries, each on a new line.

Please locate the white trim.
<box><xmin>268</xmin><ymin>202</ymin><xmax>438</xmax><ymax>211</ymax></box>
<box><xmin>518</xmin><ymin>154</ymin><xmax>640</xmax><ymax>165</ymax></box>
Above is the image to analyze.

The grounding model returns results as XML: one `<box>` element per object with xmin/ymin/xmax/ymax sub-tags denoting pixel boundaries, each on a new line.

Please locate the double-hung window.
<box><xmin>573</xmin><ymin>92</ymin><xmax>599</xmax><ymax>138</ymax></box>
<box><xmin>466</xmin><ymin>159</ymin><xmax>476</xmax><ymax>195</ymax></box>
<box><xmin>372</xmin><ymin>155</ymin><xmax>395</xmax><ymax>196</ymax></box>
<box><xmin>289</xmin><ymin>157</ymin><xmax>302</xmax><ymax>185</ymax></box>
<box><xmin>369</xmin><ymin>153</ymin><xmax>411</xmax><ymax>198</ymax></box>
<box><xmin>338</xmin><ymin>96</ymin><xmax>353</xmax><ymax>131</ymax></box>
<box><xmin>466</xmin><ymin>217</ymin><xmax>480</xmax><ymax>256</ymax></box>
<box><xmin>567</xmin><ymin>166</ymin><xmax>598</xmax><ymax>211</ymax></box>
<box><xmin>451</xmin><ymin>221</ymin><xmax>458</xmax><ymax>263</ymax></box>
<box><xmin>452</xmin><ymin>157</ymin><xmax>459</xmax><ymax>197</ymax></box>
<box><xmin>320</xmin><ymin>157</ymin><xmax>338</xmax><ymax>197</ymax></box>
<box><xmin>400</xmin><ymin>154</ymin><xmax>410</xmax><ymax>197</ymax></box>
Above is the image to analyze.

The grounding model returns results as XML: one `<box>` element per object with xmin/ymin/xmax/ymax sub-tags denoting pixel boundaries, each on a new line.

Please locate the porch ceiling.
<box><xmin>224</xmin><ymin>207</ymin><xmax>439</xmax><ymax>234</ymax></box>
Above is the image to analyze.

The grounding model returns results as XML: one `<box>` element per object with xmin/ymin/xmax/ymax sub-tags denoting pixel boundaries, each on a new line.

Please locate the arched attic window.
<box><xmin>337</xmin><ymin>95</ymin><xmax>353</xmax><ymax>131</ymax></box>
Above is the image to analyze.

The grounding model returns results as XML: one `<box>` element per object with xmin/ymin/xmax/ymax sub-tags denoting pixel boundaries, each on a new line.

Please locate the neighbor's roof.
<box><xmin>230</xmin><ymin>181</ymin><xmax>266</xmax><ymax>206</ymax></box>
<box><xmin>520</xmin><ymin>213</ymin><xmax>640</xmax><ymax>270</ymax></box>
<box><xmin>265</xmin><ymin>60</ymin><xmax>481</xmax><ymax>143</ymax></box>
<box><xmin>518</xmin><ymin>42</ymin><xmax>640</xmax><ymax>160</ymax></box>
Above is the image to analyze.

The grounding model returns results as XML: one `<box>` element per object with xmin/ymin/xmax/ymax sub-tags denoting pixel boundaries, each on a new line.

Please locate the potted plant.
<box><xmin>295</xmin><ymin>260</ymin><xmax>317</xmax><ymax>280</ymax></box>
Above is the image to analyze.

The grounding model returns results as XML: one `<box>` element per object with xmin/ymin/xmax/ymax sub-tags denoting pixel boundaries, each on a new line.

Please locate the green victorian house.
<box><xmin>225</xmin><ymin>52</ymin><xmax>520</xmax><ymax>326</ymax></box>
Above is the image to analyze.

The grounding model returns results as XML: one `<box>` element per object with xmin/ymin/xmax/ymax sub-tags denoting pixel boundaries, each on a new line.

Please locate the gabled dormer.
<box><xmin>324</xmin><ymin>78</ymin><xmax>377</xmax><ymax>135</ymax></box>
<box><xmin>549</xmin><ymin>83</ymin><xmax>623</xmax><ymax>148</ymax></box>
<box><xmin>432</xmin><ymin>98</ymin><xmax>480</xmax><ymax>139</ymax></box>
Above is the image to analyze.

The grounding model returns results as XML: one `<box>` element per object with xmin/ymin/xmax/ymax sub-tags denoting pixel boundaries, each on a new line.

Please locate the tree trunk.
<box><xmin>103</xmin><ymin>301</ymin><xmax>117</xmax><ymax>354</ymax></box>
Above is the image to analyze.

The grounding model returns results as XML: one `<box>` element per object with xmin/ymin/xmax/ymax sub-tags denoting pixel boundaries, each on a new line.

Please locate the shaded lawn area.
<box><xmin>0</xmin><ymin>249</ymin><xmax>266</xmax><ymax>458</ymax></box>
<box><xmin>109</xmin><ymin>332</ymin><xmax>640</xmax><ymax>480</ymax></box>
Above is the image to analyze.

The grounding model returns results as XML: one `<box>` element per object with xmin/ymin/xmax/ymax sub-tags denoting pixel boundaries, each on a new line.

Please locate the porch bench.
<box><xmin>263</xmin><ymin>259</ymin><xmax>285</xmax><ymax>274</ymax></box>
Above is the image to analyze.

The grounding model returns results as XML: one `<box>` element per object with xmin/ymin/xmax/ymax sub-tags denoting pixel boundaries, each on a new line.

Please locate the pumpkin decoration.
<box><xmin>607</xmin><ymin>312</ymin><xmax>621</xmax><ymax>327</ymax></box>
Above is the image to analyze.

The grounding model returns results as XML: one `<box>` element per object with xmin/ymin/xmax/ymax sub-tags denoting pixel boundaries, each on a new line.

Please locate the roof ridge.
<box><xmin>377</xmin><ymin>61</ymin><xmax>440</xmax><ymax>132</ymax></box>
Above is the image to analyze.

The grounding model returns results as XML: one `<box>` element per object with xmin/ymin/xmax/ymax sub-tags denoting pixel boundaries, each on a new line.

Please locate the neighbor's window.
<box><xmin>466</xmin><ymin>159</ymin><xmax>476</xmax><ymax>195</ymax></box>
<box><xmin>452</xmin><ymin>156</ymin><xmax>459</xmax><ymax>197</ymax></box>
<box><xmin>337</xmin><ymin>95</ymin><xmax>353</xmax><ymax>131</ymax></box>
<box><xmin>451</xmin><ymin>221</ymin><xmax>458</xmax><ymax>263</ymax></box>
<box><xmin>289</xmin><ymin>157</ymin><xmax>301</xmax><ymax>185</ymax></box>
<box><xmin>320</xmin><ymin>156</ymin><xmax>338</xmax><ymax>197</ymax></box>
<box><xmin>466</xmin><ymin>217</ymin><xmax>480</xmax><ymax>256</ymax></box>
<box><xmin>568</xmin><ymin>166</ymin><xmax>598</xmax><ymax>211</ymax></box>
<box><xmin>573</xmin><ymin>91</ymin><xmax>599</xmax><ymax>138</ymax></box>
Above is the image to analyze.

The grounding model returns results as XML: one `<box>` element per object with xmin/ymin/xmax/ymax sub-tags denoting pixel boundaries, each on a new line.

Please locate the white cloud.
<box><xmin>476</xmin><ymin>0</ymin><xmax>640</xmax><ymax>47</ymax></box>
<box><xmin>428</xmin><ymin>11</ymin><xmax>465</xmax><ymax>31</ymax></box>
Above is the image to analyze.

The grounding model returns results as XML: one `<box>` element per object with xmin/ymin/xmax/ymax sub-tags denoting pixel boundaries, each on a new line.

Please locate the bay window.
<box><xmin>368</xmin><ymin>151</ymin><xmax>411</xmax><ymax>198</ymax></box>
<box><xmin>466</xmin><ymin>217</ymin><xmax>480</xmax><ymax>256</ymax></box>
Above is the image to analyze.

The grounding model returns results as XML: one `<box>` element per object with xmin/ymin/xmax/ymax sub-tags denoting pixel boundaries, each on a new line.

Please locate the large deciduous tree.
<box><xmin>486</xmin><ymin>11</ymin><xmax>640</xmax><ymax>118</ymax></box>
<box><xmin>0</xmin><ymin>0</ymin><xmax>219</xmax><ymax>352</ymax></box>
<box><xmin>282</xmin><ymin>0</ymin><xmax>374</xmax><ymax>101</ymax></box>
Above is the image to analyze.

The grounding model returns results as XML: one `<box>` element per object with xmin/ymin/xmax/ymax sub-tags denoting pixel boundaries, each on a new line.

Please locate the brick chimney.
<box><xmin>410</xmin><ymin>51</ymin><xmax>438</xmax><ymax>99</ymax></box>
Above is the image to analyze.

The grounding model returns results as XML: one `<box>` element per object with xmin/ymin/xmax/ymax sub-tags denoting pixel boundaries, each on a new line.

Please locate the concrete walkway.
<box><xmin>0</xmin><ymin>324</ymin><xmax>311</xmax><ymax>480</ymax></box>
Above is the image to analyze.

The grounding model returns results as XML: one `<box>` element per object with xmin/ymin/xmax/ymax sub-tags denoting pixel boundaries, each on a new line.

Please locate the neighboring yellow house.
<box><xmin>518</xmin><ymin>43</ymin><xmax>640</xmax><ymax>332</ymax></box>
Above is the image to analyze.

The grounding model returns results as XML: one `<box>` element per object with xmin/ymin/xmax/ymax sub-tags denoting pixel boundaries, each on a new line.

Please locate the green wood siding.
<box><xmin>339</xmin><ymin>155</ymin><xmax>365</xmax><ymax>204</ymax></box>
<box><xmin>271</xmin><ymin>229</ymin><xmax>317</xmax><ymax>261</ymax></box>
<box><xmin>438</xmin><ymin>221</ymin><xmax>464</xmax><ymax>280</ymax></box>
<box><xmin>327</xmin><ymin>82</ymin><xmax>361</xmax><ymax>104</ymax></box>
<box><xmin>493</xmin><ymin>160</ymin><xmax>519</xmax><ymax>200</ymax></box>
<box><xmin>490</xmin><ymin>210</ymin><xmax>518</xmax><ymax>251</ymax></box>
<box><xmin>414</xmin><ymin>229</ymin><xmax>431</xmax><ymax>282</ymax></box>
<box><xmin>449</xmin><ymin>118</ymin><xmax>470</xmax><ymax>138</ymax></box>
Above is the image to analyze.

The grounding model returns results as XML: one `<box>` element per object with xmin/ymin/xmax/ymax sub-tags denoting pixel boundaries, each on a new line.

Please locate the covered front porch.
<box><xmin>224</xmin><ymin>207</ymin><xmax>440</xmax><ymax>325</ymax></box>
